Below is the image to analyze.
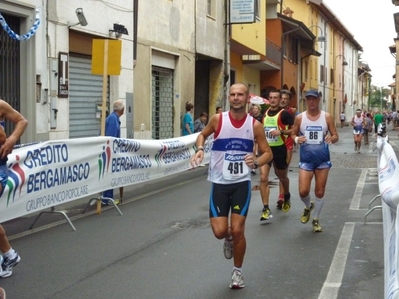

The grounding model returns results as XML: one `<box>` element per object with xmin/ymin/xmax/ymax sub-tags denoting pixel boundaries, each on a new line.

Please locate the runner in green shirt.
<box><xmin>373</xmin><ymin>111</ymin><xmax>384</xmax><ymax>135</ymax></box>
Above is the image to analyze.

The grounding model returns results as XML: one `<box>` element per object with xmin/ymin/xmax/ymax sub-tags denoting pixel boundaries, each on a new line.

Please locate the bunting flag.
<box><xmin>0</xmin><ymin>8</ymin><xmax>40</xmax><ymax>41</ymax></box>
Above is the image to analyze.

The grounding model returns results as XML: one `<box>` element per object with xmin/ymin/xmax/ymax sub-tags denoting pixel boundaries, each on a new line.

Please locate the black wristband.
<box><xmin>195</xmin><ymin>146</ymin><xmax>204</xmax><ymax>153</ymax></box>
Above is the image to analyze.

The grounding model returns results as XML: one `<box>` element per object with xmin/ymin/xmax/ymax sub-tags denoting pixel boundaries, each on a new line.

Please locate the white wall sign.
<box><xmin>230</xmin><ymin>0</ymin><xmax>256</xmax><ymax>24</ymax></box>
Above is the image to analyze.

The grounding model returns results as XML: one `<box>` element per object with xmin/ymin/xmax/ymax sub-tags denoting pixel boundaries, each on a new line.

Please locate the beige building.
<box><xmin>134</xmin><ymin>1</ymin><xmax>226</xmax><ymax>139</ymax></box>
<box><xmin>282</xmin><ymin>0</ymin><xmax>362</xmax><ymax>123</ymax></box>
<box><xmin>0</xmin><ymin>0</ymin><xmax>135</xmax><ymax>142</ymax></box>
<box><xmin>0</xmin><ymin>0</ymin><xmax>372</xmax><ymax>142</ymax></box>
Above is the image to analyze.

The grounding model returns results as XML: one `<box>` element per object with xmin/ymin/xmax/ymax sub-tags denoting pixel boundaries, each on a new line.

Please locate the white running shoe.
<box><xmin>0</xmin><ymin>252</ymin><xmax>21</xmax><ymax>278</ymax></box>
<box><xmin>229</xmin><ymin>269</ymin><xmax>245</xmax><ymax>289</ymax></box>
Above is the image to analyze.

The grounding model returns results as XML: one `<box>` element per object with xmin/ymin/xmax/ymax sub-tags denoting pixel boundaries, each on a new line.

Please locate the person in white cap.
<box><xmin>351</xmin><ymin>109</ymin><xmax>366</xmax><ymax>153</ymax></box>
<box><xmin>291</xmin><ymin>89</ymin><xmax>339</xmax><ymax>232</ymax></box>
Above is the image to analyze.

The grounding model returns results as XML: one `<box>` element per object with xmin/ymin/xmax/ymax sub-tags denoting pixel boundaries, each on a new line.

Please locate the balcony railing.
<box><xmin>265</xmin><ymin>38</ymin><xmax>281</xmax><ymax>66</ymax></box>
<box><xmin>242</xmin><ymin>39</ymin><xmax>281</xmax><ymax>68</ymax></box>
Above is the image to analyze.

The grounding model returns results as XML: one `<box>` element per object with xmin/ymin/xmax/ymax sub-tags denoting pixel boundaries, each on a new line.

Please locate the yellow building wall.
<box><xmin>230</xmin><ymin>52</ymin><xmax>260</xmax><ymax>110</ymax></box>
<box><xmin>242</xmin><ymin>65</ymin><xmax>260</xmax><ymax>96</ymax></box>
<box><xmin>231</xmin><ymin>1</ymin><xmax>266</xmax><ymax>55</ymax></box>
<box><xmin>230</xmin><ymin>51</ymin><xmax>243</xmax><ymax>82</ymax></box>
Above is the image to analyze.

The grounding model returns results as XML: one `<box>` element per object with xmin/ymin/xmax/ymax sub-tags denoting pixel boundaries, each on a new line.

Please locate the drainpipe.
<box><xmin>133</xmin><ymin>0</ymin><xmax>138</xmax><ymax>68</ymax></box>
<box><xmin>223</xmin><ymin>0</ymin><xmax>230</xmax><ymax>110</ymax></box>
<box><xmin>323</xmin><ymin>21</ymin><xmax>327</xmax><ymax>111</ymax></box>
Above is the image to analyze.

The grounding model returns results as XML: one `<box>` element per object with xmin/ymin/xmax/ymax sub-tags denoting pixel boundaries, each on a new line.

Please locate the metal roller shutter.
<box><xmin>69</xmin><ymin>55</ymin><xmax>109</xmax><ymax>138</ymax></box>
<box><xmin>151</xmin><ymin>66</ymin><xmax>174</xmax><ymax>139</ymax></box>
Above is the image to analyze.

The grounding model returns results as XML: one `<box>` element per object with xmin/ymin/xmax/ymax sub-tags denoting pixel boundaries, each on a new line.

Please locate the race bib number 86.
<box><xmin>305</xmin><ymin>126</ymin><xmax>323</xmax><ymax>144</ymax></box>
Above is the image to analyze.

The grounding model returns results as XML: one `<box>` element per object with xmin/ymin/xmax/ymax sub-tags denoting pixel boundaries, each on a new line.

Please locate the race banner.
<box><xmin>377</xmin><ymin>135</ymin><xmax>399</xmax><ymax>299</ymax></box>
<box><xmin>0</xmin><ymin>134</ymin><xmax>212</xmax><ymax>223</ymax></box>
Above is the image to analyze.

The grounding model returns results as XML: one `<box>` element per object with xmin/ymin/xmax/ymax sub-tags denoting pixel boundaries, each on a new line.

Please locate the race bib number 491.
<box><xmin>222</xmin><ymin>153</ymin><xmax>248</xmax><ymax>180</ymax></box>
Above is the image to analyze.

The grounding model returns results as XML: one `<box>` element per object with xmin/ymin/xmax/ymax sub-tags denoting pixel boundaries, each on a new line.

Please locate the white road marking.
<box><xmin>319</xmin><ymin>163</ymin><xmax>382</xmax><ymax>298</ymax></box>
<box><xmin>318</xmin><ymin>222</ymin><xmax>355</xmax><ymax>299</ymax></box>
<box><xmin>349</xmin><ymin>169</ymin><xmax>367</xmax><ymax>210</ymax></box>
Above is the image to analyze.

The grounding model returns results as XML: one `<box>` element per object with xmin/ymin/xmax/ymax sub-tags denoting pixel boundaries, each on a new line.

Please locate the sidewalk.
<box><xmin>3</xmin><ymin>164</ymin><xmax>207</xmax><ymax>239</ymax></box>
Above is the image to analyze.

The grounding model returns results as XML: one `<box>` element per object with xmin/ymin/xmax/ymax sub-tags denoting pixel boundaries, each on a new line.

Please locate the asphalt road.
<box><xmin>0</xmin><ymin>125</ymin><xmax>391</xmax><ymax>299</ymax></box>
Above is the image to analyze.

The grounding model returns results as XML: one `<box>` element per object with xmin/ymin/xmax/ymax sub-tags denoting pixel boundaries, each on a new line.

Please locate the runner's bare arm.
<box><xmin>0</xmin><ymin>100</ymin><xmax>28</xmax><ymax>159</ymax></box>
<box><xmin>291</xmin><ymin>114</ymin><xmax>305</xmax><ymax>144</ymax></box>
<box><xmin>190</xmin><ymin>114</ymin><xmax>220</xmax><ymax>167</ymax></box>
<box><xmin>250</xmin><ymin>120</ymin><xmax>272</xmax><ymax>168</ymax></box>
<box><xmin>325</xmin><ymin>112</ymin><xmax>339</xmax><ymax>144</ymax></box>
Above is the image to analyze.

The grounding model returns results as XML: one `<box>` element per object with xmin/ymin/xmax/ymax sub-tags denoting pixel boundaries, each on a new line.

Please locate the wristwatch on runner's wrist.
<box><xmin>253</xmin><ymin>160</ymin><xmax>259</xmax><ymax>169</ymax></box>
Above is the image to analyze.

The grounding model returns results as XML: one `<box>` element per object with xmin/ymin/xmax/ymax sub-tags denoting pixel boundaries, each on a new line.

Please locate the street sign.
<box><xmin>92</xmin><ymin>39</ymin><xmax>122</xmax><ymax>75</ymax></box>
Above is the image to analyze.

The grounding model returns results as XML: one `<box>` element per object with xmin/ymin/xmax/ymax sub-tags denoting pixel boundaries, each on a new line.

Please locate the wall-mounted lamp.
<box><xmin>67</xmin><ymin>8</ymin><xmax>88</xmax><ymax>27</ymax></box>
<box><xmin>109</xmin><ymin>23</ymin><xmax>129</xmax><ymax>38</ymax></box>
<box><xmin>308</xmin><ymin>25</ymin><xmax>326</xmax><ymax>42</ymax></box>
<box><xmin>333</xmin><ymin>54</ymin><xmax>348</xmax><ymax>106</ymax></box>
<box><xmin>334</xmin><ymin>54</ymin><xmax>348</xmax><ymax>66</ymax></box>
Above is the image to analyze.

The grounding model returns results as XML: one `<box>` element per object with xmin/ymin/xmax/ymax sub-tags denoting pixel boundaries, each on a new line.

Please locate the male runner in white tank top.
<box><xmin>291</xmin><ymin>90</ymin><xmax>339</xmax><ymax>233</ymax></box>
<box><xmin>191</xmin><ymin>83</ymin><xmax>272</xmax><ymax>289</ymax></box>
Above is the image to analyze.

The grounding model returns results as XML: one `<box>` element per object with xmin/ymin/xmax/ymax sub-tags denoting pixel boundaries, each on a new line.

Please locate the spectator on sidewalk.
<box><xmin>363</xmin><ymin>113</ymin><xmax>373</xmax><ymax>145</ymax></box>
<box><xmin>0</xmin><ymin>99</ymin><xmax>28</xmax><ymax>277</ymax></box>
<box><xmin>102</xmin><ymin>100</ymin><xmax>124</xmax><ymax>205</ymax></box>
<box><xmin>194</xmin><ymin>112</ymin><xmax>208</xmax><ymax>133</ymax></box>
<box><xmin>392</xmin><ymin>110</ymin><xmax>398</xmax><ymax>129</ymax></box>
<box><xmin>182</xmin><ymin>102</ymin><xmax>194</xmax><ymax>136</ymax></box>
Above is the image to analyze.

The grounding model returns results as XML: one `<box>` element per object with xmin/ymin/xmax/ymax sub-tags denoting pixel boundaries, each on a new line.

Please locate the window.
<box><xmin>284</xmin><ymin>35</ymin><xmax>299</xmax><ymax>64</ymax></box>
<box><xmin>304</xmin><ymin>60</ymin><xmax>309</xmax><ymax>81</ymax></box>
<box><xmin>207</xmin><ymin>0</ymin><xmax>215</xmax><ymax>17</ymax></box>
<box><xmin>319</xmin><ymin>65</ymin><xmax>324</xmax><ymax>82</ymax></box>
<box><xmin>320</xmin><ymin>65</ymin><xmax>327</xmax><ymax>83</ymax></box>
<box><xmin>324</xmin><ymin>66</ymin><xmax>327</xmax><ymax>85</ymax></box>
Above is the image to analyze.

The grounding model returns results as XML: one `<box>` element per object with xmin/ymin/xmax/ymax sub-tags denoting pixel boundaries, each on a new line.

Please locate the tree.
<box><xmin>369</xmin><ymin>85</ymin><xmax>389</xmax><ymax>111</ymax></box>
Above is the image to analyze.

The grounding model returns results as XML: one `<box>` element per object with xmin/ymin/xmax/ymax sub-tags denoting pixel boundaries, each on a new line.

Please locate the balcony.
<box><xmin>242</xmin><ymin>38</ymin><xmax>281</xmax><ymax>70</ymax></box>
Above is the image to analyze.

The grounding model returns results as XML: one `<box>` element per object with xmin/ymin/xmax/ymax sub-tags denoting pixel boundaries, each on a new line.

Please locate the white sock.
<box><xmin>301</xmin><ymin>195</ymin><xmax>311</xmax><ymax>209</ymax></box>
<box><xmin>233</xmin><ymin>267</ymin><xmax>242</xmax><ymax>273</ymax></box>
<box><xmin>3</xmin><ymin>248</ymin><xmax>15</xmax><ymax>259</ymax></box>
<box><xmin>313</xmin><ymin>197</ymin><xmax>325</xmax><ymax>219</ymax></box>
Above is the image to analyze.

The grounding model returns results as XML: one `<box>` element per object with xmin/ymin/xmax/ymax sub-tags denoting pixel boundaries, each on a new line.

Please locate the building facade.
<box><xmin>0</xmin><ymin>0</ymin><xmax>369</xmax><ymax>144</ymax></box>
<box><xmin>0</xmin><ymin>0</ymin><xmax>135</xmax><ymax>142</ymax></box>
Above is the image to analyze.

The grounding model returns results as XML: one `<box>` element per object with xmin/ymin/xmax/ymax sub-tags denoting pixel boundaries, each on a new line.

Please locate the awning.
<box><xmin>278</xmin><ymin>13</ymin><xmax>315</xmax><ymax>41</ymax></box>
<box><xmin>278</xmin><ymin>13</ymin><xmax>320</xmax><ymax>57</ymax></box>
